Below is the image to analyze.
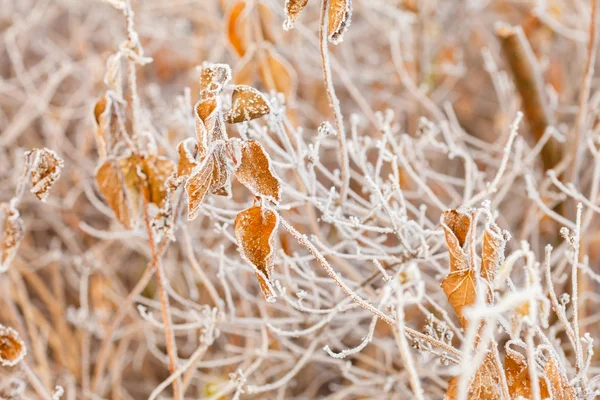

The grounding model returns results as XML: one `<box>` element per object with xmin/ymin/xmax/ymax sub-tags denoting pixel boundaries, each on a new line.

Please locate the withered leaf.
<box><xmin>27</xmin><ymin>148</ymin><xmax>64</xmax><ymax>202</ymax></box>
<box><xmin>177</xmin><ymin>138</ymin><xmax>199</xmax><ymax>177</ymax></box>
<box><xmin>229</xmin><ymin>138</ymin><xmax>281</xmax><ymax>203</ymax></box>
<box><xmin>234</xmin><ymin>205</ymin><xmax>279</xmax><ymax>302</ymax></box>
<box><xmin>142</xmin><ymin>155</ymin><xmax>175</xmax><ymax>207</ymax></box>
<box><xmin>96</xmin><ymin>154</ymin><xmax>142</xmax><ymax>230</ymax></box>
<box><xmin>93</xmin><ymin>92</ymin><xmax>126</xmax><ymax>159</ymax></box>
<box><xmin>544</xmin><ymin>358</ymin><xmax>576</xmax><ymax>400</ymax></box>
<box><xmin>226</xmin><ymin>1</ymin><xmax>250</xmax><ymax>57</ymax></box>
<box><xmin>441</xmin><ymin>269</ymin><xmax>477</xmax><ymax>329</ymax></box>
<box><xmin>284</xmin><ymin>0</ymin><xmax>308</xmax><ymax>29</ymax></box>
<box><xmin>200</xmin><ymin>63</ymin><xmax>232</xmax><ymax>93</ymax></box>
<box><xmin>328</xmin><ymin>0</ymin><xmax>352</xmax><ymax>45</ymax></box>
<box><xmin>446</xmin><ymin>353</ymin><xmax>502</xmax><ymax>400</ymax></box>
<box><xmin>196</xmin><ymin>97</ymin><xmax>227</xmax><ymax>154</ymax></box>
<box><xmin>0</xmin><ymin>325</ymin><xmax>26</xmax><ymax>367</ymax></box>
<box><xmin>481</xmin><ymin>222</ymin><xmax>506</xmax><ymax>285</ymax></box>
<box><xmin>1</xmin><ymin>208</ymin><xmax>24</xmax><ymax>273</ymax></box>
<box><xmin>185</xmin><ymin>156</ymin><xmax>213</xmax><ymax>221</ymax></box>
<box><xmin>257</xmin><ymin>2</ymin><xmax>277</xmax><ymax>44</ymax></box>
<box><xmin>441</xmin><ymin>209</ymin><xmax>471</xmax><ymax>273</ymax></box>
<box><xmin>210</xmin><ymin>144</ymin><xmax>230</xmax><ymax>196</ymax></box>
<box><xmin>226</xmin><ymin>85</ymin><xmax>271</xmax><ymax>124</ymax></box>
<box><xmin>260</xmin><ymin>45</ymin><xmax>297</xmax><ymax>101</ymax></box>
<box><xmin>504</xmin><ymin>346</ymin><xmax>549</xmax><ymax>399</ymax></box>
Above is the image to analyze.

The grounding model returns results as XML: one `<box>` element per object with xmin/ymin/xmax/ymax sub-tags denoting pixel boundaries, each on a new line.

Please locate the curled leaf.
<box><xmin>441</xmin><ymin>269</ymin><xmax>477</xmax><ymax>329</ymax></box>
<box><xmin>328</xmin><ymin>0</ymin><xmax>352</xmax><ymax>45</ymax></box>
<box><xmin>228</xmin><ymin>139</ymin><xmax>281</xmax><ymax>203</ymax></box>
<box><xmin>226</xmin><ymin>85</ymin><xmax>271</xmax><ymax>123</ymax></box>
<box><xmin>93</xmin><ymin>92</ymin><xmax>126</xmax><ymax>159</ymax></box>
<box><xmin>0</xmin><ymin>325</ymin><xmax>26</xmax><ymax>367</ymax></box>
<box><xmin>226</xmin><ymin>1</ymin><xmax>250</xmax><ymax>57</ymax></box>
<box><xmin>234</xmin><ymin>205</ymin><xmax>279</xmax><ymax>302</ymax></box>
<box><xmin>142</xmin><ymin>156</ymin><xmax>175</xmax><ymax>207</ymax></box>
<box><xmin>446</xmin><ymin>354</ymin><xmax>502</xmax><ymax>399</ymax></box>
<box><xmin>196</xmin><ymin>97</ymin><xmax>227</xmax><ymax>154</ymax></box>
<box><xmin>1</xmin><ymin>208</ymin><xmax>24</xmax><ymax>273</ymax></box>
<box><xmin>441</xmin><ymin>209</ymin><xmax>471</xmax><ymax>273</ymax></box>
<box><xmin>544</xmin><ymin>358</ymin><xmax>576</xmax><ymax>400</ymax></box>
<box><xmin>177</xmin><ymin>138</ymin><xmax>199</xmax><ymax>177</ymax></box>
<box><xmin>200</xmin><ymin>63</ymin><xmax>232</xmax><ymax>93</ymax></box>
<box><xmin>284</xmin><ymin>0</ymin><xmax>308</xmax><ymax>30</ymax></box>
<box><xmin>27</xmin><ymin>148</ymin><xmax>64</xmax><ymax>202</ymax></box>
<box><xmin>95</xmin><ymin>154</ymin><xmax>142</xmax><ymax>230</ymax></box>
<box><xmin>481</xmin><ymin>221</ymin><xmax>508</xmax><ymax>302</ymax></box>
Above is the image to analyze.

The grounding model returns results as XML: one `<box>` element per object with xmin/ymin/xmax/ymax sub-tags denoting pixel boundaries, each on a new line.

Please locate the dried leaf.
<box><xmin>441</xmin><ymin>210</ymin><xmax>471</xmax><ymax>273</ymax></box>
<box><xmin>93</xmin><ymin>92</ymin><xmax>126</xmax><ymax>159</ymax></box>
<box><xmin>96</xmin><ymin>154</ymin><xmax>142</xmax><ymax>229</ymax></box>
<box><xmin>226</xmin><ymin>85</ymin><xmax>271</xmax><ymax>123</ymax></box>
<box><xmin>260</xmin><ymin>45</ymin><xmax>297</xmax><ymax>100</ymax></box>
<box><xmin>504</xmin><ymin>346</ymin><xmax>549</xmax><ymax>399</ymax></box>
<box><xmin>142</xmin><ymin>155</ymin><xmax>175</xmax><ymax>207</ymax></box>
<box><xmin>200</xmin><ymin>63</ymin><xmax>232</xmax><ymax>93</ymax></box>
<box><xmin>441</xmin><ymin>269</ymin><xmax>477</xmax><ymax>329</ymax></box>
<box><xmin>0</xmin><ymin>325</ymin><xmax>26</xmax><ymax>367</ymax></box>
<box><xmin>195</xmin><ymin>97</ymin><xmax>227</xmax><ymax>154</ymax></box>
<box><xmin>184</xmin><ymin>156</ymin><xmax>213</xmax><ymax>221</ymax></box>
<box><xmin>229</xmin><ymin>139</ymin><xmax>281</xmax><ymax>203</ymax></box>
<box><xmin>210</xmin><ymin>144</ymin><xmax>231</xmax><ymax>196</ymax></box>
<box><xmin>328</xmin><ymin>0</ymin><xmax>352</xmax><ymax>45</ymax></box>
<box><xmin>234</xmin><ymin>47</ymin><xmax>258</xmax><ymax>87</ymax></box>
<box><xmin>446</xmin><ymin>354</ymin><xmax>502</xmax><ymax>400</ymax></box>
<box><xmin>226</xmin><ymin>1</ymin><xmax>250</xmax><ymax>57</ymax></box>
<box><xmin>27</xmin><ymin>148</ymin><xmax>64</xmax><ymax>202</ymax></box>
<box><xmin>177</xmin><ymin>138</ymin><xmax>199</xmax><ymax>177</ymax></box>
<box><xmin>257</xmin><ymin>2</ymin><xmax>277</xmax><ymax>44</ymax></box>
<box><xmin>1</xmin><ymin>208</ymin><xmax>24</xmax><ymax>273</ymax></box>
<box><xmin>544</xmin><ymin>358</ymin><xmax>576</xmax><ymax>400</ymax></box>
<box><xmin>481</xmin><ymin>222</ymin><xmax>506</xmax><ymax>284</ymax></box>
<box><xmin>234</xmin><ymin>205</ymin><xmax>278</xmax><ymax>302</ymax></box>
<box><xmin>284</xmin><ymin>0</ymin><xmax>308</xmax><ymax>30</ymax></box>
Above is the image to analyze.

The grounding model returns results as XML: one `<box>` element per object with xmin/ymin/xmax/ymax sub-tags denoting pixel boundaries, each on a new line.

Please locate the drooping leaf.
<box><xmin>284</xmin><ymin>0</ymin><xmax>308</xmax><ymax>30</ymax></box>
<box><xmin>481</xmin><ymin>222</ymin><xmax>506</xmax><ymax>285</ymax></box>
<box><xmin>177</xmin><ymin>138</ymin><xmax>199</xmax><ymax>177</ymax></box>
<box><xmin>226</xmin><ymin>85</ymin><xmax>271</xmax><ymax>124</ymax></box>
<box><xmin>1</xmin><ymin>208</ymin><xmax>24</xmax><ymax>273</ymax></box>
<box><xmin>226</xmin><ymin>1</ymin><xmax>250</xmax><ymax>57</ymax></box>
<box><xmin>200</xmin><ymin>63</ymin><xmax>232</xmax><ymax>93</ymax></box>
<box><xmin>446</xmin><ymin>354</ymin><xmax>502</xmax><ymax>400</ymax></box>
<box><xmin>504</xmin><ymin>345</ymin><xmax>549</xmax><ymax>399</ymax></box>
<box><xmin>93</xmin><ymin>92</ymin><xmax>126</xmax><ymax>159</ymax></box>
<box><xmin>260</xmin><ymin>45</ymin><xmax>297</xmax><ymax>100</ymax></box>
<box><xmin>544</xmin><ymin>358</ymin><xmax>576</xmax><ymax>400</ymax></box>
<box><xmin>142</xmin><ymin>155</ymin><xmax>175</xmax><ymax>207</ymax></box>
<box><xmin>441</xmin><ymin>269</ymin><xmax>477</xmax><ymax>329</ymax></box>
<box><xmin>228</xmin><ymin>139</ymin><xmax>281</xmax><ymax>203</ymax></box>
<box><xmin>185</xmin><ymin>156</ymin><xmax>214</xmax><ymax>221</ymax></box>
<box><xmin>234</xmin><ymin>205</ymin><xmax>278</xmax><ymax>302</ymax></box>
<box><xmin>95</xmin><ymin>154</ymin><xmax>142</xmax><ymax>230</ymax></box>
<box><xmin>209</xmin><ymin>143</ymin><xmax>231</xmax><ymax>196</ymax></box>
<box><xmin>0</xmin><ymin>325</ymin><xmax>26</xmax><ymax>367</ymax></box>
<box><xmin>441</xmin><ymin>209</ymin><xmax>471</xmax><ymax>273</ymax></box>
<box><xmin>195</xmin><ymin>97</ymin><xmax>227</xmax><ymax>154</ymax></box>
<box><xmin>27</xmin><ymin>148</ymin><xmax>64</xmax><ymax>202</ymax></box>
<box><xmin>328</xmin><ymin>0</ymin><xmax>352</xmax><ymax>45</ymax></box>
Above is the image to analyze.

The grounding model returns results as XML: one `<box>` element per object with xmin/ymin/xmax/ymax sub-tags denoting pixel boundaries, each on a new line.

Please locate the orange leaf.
<box><xmin>1</xmin><ymin>208</ymin><xmax>24</xmax><ymax>273</ymax></box>
<box><xmin>481</xmin><ymin>222</ymin><xmax>506</xmax><ymax>285</ymax></box>
<box><xmin>234</xmin><ymin>205</ymin><xmax>278</xmax><ymax>302</ymax></box>
<box><xmin>441</xmin><ymin>209</ymin><xmax>471</xmax><ymax>273</ymax></box>
<box><xmin>257</xmin><ymin>2</ymin><xmax>277</xmax><ymax>45</ymax></box>
<box><xmin>27</xmin><ymin>148</ymin><xmax>64</xmax><ymax>202</ymax></box>
<box><xmin>200</xmin><ymin>63</ymin><xmax>232</xmax><ymax>93</ymax></box>
<box><xmin>504</xmin><ymin>345</ymin><xmax>549</xmax><ymax>399</ymax></box>
<box><xmin>185</xmin><ymin>156</ymin><xmax>214</xmax><ymax>220</ymax></box>
<box><xmin>195</xmin><ymin>97</ymin><xmax>227</xmax><ymax>154</ymax></box>
<box><xmin>229</xmin><ymin>139</ymin><xmax>281</xmax><ymax>203</ymax></box>
<box><xmin>260</xmin><ymin>45</ymin><xmax>297</xmax><ymax>101</ymax></box>
<box><xmin>446</xmin><ymin>354</ymin><xmax>502</xmax><ymax>400</ymax></box>
<box><xmin>226</xmin><ymin>85</ymin><xmax>271</xmax><ymax>123</ymax></box>
<box><xmin>544</xmin><ymin>358</ymin><xmax>576</xmax><ymax>400</ymax></box>
<box><xmin>441</xmin><ymin>268</ymin><xmax>477</xmax><ymax>329</ymax></box>
<box><xmin>0</xmin><ymin>325</ymin><xmax>26</xmax><ymax>367</ymax></box>
<box><xmin>177</xmin><ymin>138</ymin><xmax>199</xmax><ymax>177</ymax></box>
<box><xmin>142</xmin><ymin>155</ymin><xmax>175</xmax><ymax>207</ymax></box>
<box><xmin>328</xmin><ymin>0</ymin><xmax>352</xmax><ymax>45</ymax></box>
<box><xmin>284</xmin><ymin>0</ymin><xmax>308</xmax><ymax>29</ymax></box>
<box><xmin>226</xmin><ymin>1</ymin><xmax>250</xmax><ymax>57</ymax></box>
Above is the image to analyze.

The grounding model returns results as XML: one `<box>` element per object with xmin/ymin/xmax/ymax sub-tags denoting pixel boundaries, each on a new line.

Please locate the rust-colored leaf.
<box><xmin>200</xmin><ymin>63</ymin><xmax>232</xmax><ymax>93</ymax></box>
<box><xmin>1</xmin><ymin>208</ymin><xmax>24</xmax><ymax>273</ymax></box>
<box><xmin>226</xmin><ymin>85</ymin><xmax>271</xmax><ymax>124</ymax></box>
<box><xmin>544</xmin><ymin>358</ymin><xmax>576</xmax><ymax>400</ymax></box>
<box><xmin>446</xmin><ymin>354</ymin><xmax>502</xmax><ymax>400</ymax></box>
<box><xmin>229</xmin><ymin>139</ymin><xmax>281</xmax><ymax>203</ymax></box>
<box><xmin>481</xmin><ymin>222</ymin><xmax>505</xmax><ymax>284</ymax></box>
<box><xmin>284</xmin><ymin>0</ymin><xmax>308</xmax><ymax>29</ymax></box>
<box><xmin>195</xmin><ymin>97</ymin><xmax>227</xmax><ymax>154</ymax></box>
<box><xmin>504</xmin><ymin>346</ymin><xmax>549</xmax><ymax>399</ymax></box>
<box><xmin>27</xmin><ymin>148</ymin><xmax>64</xmax><ymax>202</ymax></box>
<box><xmin>441</xmin><ymin>209</ymin><xmax>471</xmax><ymax>273</ymax></box>
<box><xmin>226</xmin><ymin>1</ymin><xmax>250</xmax><ymax>57</ymax></box>
<box><xmin>0</xmin><ymin>325</ymin><xmax>26</xmax><ymax>367</ymax></box>
<box><xmin>95</xmin><ymin>154</ymin><xmax>142</xmax><ymax>230</ymax></box>
<box><xmin>260</xmin><ymin>45</ymin><xmax>297</xmax><ymax>101</ymax></box>
<box><xmin>234</xmin><ymin>205</ymin><xmax>278</xmax><ymax>302</ymax></box>
<box><xmin>185</xmin><ymin>156</ymin><xmax>214</xmax><ymax>221</ymax></box>
<box><xmin>177</xmin><ymin>138</ymin><xmax>199</xmax><ymax>177</ymax></box>
<box><xmin>328</xmin><ymin>0</ymin><xmax>352</xmax><ymax>45</ymax></box>
<box><xmin>441</xmin><ymin>269</ymin><xmax>477</xmax><ymax>328</ymax></box>
<box><xmin>93</xmin><ymin>92</ymin><xmax>126</xmax><ymax>159</ymax></box>
<box><xmin>142</xmin><ymin>155</ymin><xmax>175</xmax><ymax>207</ymax></box>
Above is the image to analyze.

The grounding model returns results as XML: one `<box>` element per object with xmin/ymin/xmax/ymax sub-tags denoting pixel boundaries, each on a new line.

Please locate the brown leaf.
<box><xmin>446</xmin><ymin>354</ymin><xmax>502</xmax><ymax>400</ymax></box>
<box><xmin>0</xmin><ymin>325</ymin><xmax>26</xmax><ymax>367</ymax></box>
<box><xmin>93</xmin><ymin>93</ymin><xmax>126</xmax><ymax>159</ymax></box>
<box><xmin>328</xmin><ymin>0</ymin><xmax>352</xmax><ymax>45</ymax></box>
<box><xmin>260</xmin><ymin>45</ymin><xmax>297</xmax><ymax>101</ymax></box>
<box><xmin>234</xmin><ymin>205</ymin><xmax>278</xmax><ymax>302</ymax></box>
<box><xmin>195</xmin><ymin>97</ymin><xmax>227</xmax><ymax>154</ymax></box>
<box><xmin>1</xmin><ymin>208</ymin><xmax>24</xmax><ymax>273</ymax></box>
<box><xmin>441</xmin><ymin>209</ymin><xmax>471</xmax><ymax>273</ymax></box>
<box><xmin>441</xmin><ymin>269</ymin><xmax>477</xmax><ymax>329</ymax></box>
<box><xmin>226</xmin><ymin>85</ymin><xmax>271</xmax><ymax>123</ymax></box>
<box><xmin>177</xmin><ymin>138</ymin><xmax>199</xmax><ymax>177</ymax></box>
<box><xmin>229</xmin><ymin>139</ymin><xmax>281</xmax><ymax>203</ymax></box>
<box><xmin>185</xmin><ymin>156</ymin><xmax>213</xmax><ymax>221</ymax></box>
<box><xmin>544</xmin><ymin>358</ymin><xmax>576</xmax><ymax>400</ymax></box>
<box><xmin>200</xmin><ymin>63</ymin><xmax>232</xmax><ymax>93</ymax></box>
<box><xmin>226</xmin><ymin>1</ymin><xmax>250</xmax><ymax>57</ymax></box>
<box><xmin>96</xmin><ymin>154</ymin><xmax>142</xmax><ymax>229</ymax></box>
<box><xmin>481</xmin><ymin>222</ymin><xmax>505</xmax><ymax>285</ymax></box>
<box><xmin>142</xmin><ymin>155</ymin><xmax>175</xmax><ymax>207</ymax></box>
<box><xmin>209</xmin><ymin>144</ymin><xmax>231</xmax><ymax>196</ymax></box>
<box><xmin>27</xmin><ymin>148</ymin><xmax>64</xmax><ymax>202</ymax></box>
<box><xmin>504</xmin><ymin>345</ymin><xmax>549</xmax><ymax>399</ymax></box>
<box><xmin>284</xmin><ymin>0</ymin><xmax>308</xmax><ymax>29</ymax></box>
